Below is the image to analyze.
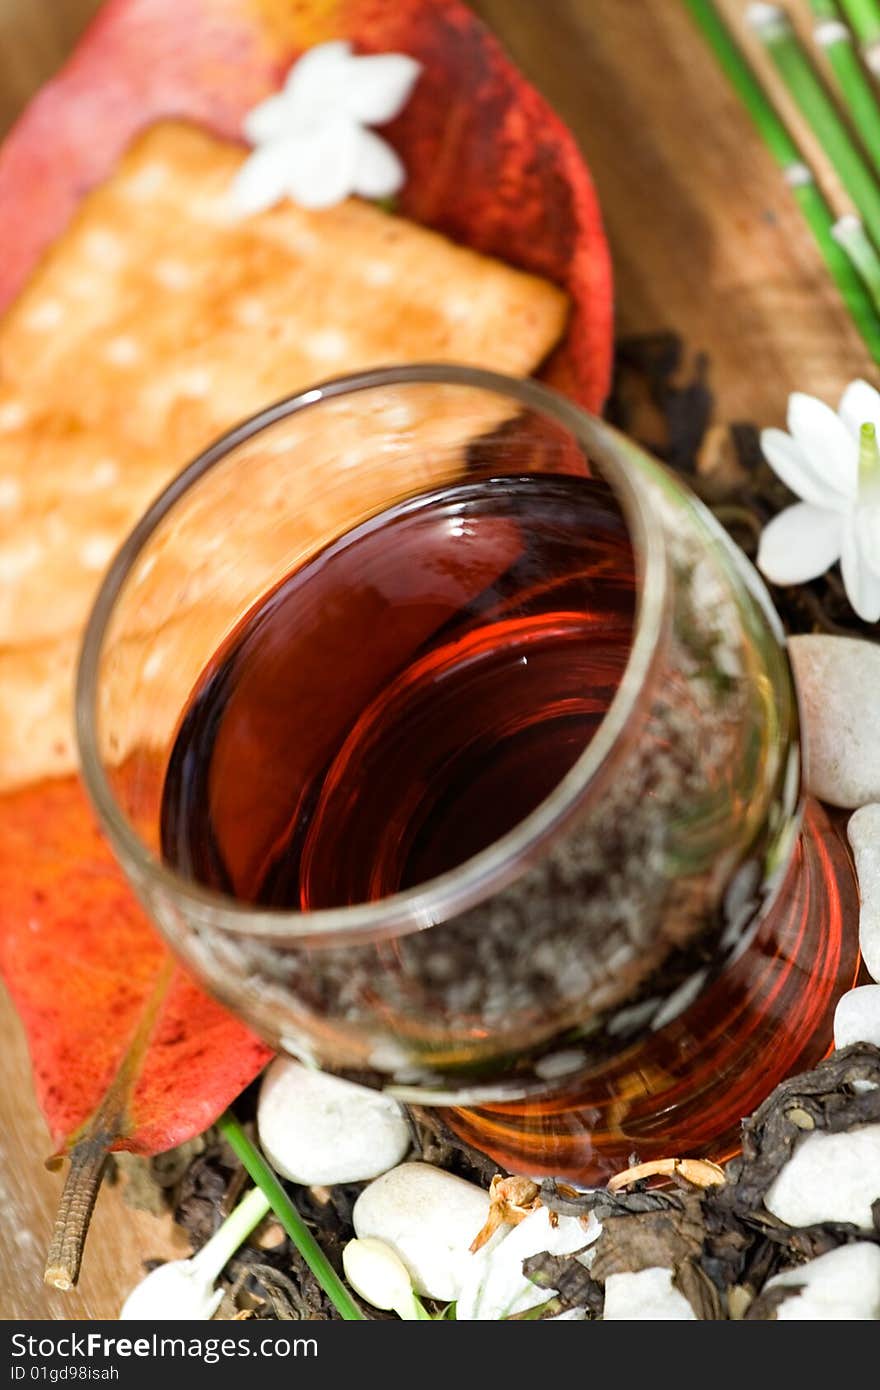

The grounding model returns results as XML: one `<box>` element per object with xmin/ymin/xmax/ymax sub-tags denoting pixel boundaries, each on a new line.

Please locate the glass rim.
<box><xmin>75</xmin><ymin>363</ymin><xmax>669</xmax><ymax>942</ymax></box>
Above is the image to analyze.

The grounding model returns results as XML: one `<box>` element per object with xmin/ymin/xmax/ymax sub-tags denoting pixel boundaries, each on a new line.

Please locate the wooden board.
<box><xmin>0</xmin><ymin>0</ymin><xmax>873</xmax><ymax>1319</ymax></box>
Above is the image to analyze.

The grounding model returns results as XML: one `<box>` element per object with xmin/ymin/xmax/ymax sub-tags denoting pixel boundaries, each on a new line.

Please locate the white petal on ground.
<box><xmin>841</xmin><ymin>514</ymin><xmax>880</xmax><ymax>621</ymax></box>
<box><xmin>789</xmin><ymin>636</ymin><xmax>880</xmax><ymax>808</ymax></box>
<box><xmin>764</xmin><ymin>1125</ymin><xmax>880</xmax><ymax>1229</ymax></box>
<box><xmin>257</xmin><ymin>1058</ymin><xmax>410</xmax><ymax>1185</ymax></box>
<box><xmin>345</xmin><ymin>53</ymin><xmax>422</xmax><ymax>125</ymax></box>
<box><xmin>283</xmin><ymin>40</ymin><xmax>353</xmax><ymax>128</ymax></box>
<box><xmin>352</xmin><ymin>128</ymin><xmax>406</xmax><ymax>198</ymax></box>
<box><xmin>455</xmin><ymin>1206</ymin><xmax>601</xmax><ymax>1321</ymax></box>
<box><xmin>230</xmin><ymin>140</ymin><xmax>301</xmax><ymax>214</ymax></box>
<box><xmin>603</xmin><ymin>1267</ymin><xmax>696</xmax><ymax>1321</ymax></box>
<box><xmin>284</xmin><ymin>117</ymin><xmax>361</xmax><ymax>210</ymax></box>
<box><xmin>760</xmin><ymin>428</ymin><xmax>849</xmax><ymax>510</ymax></box>
<box><xmin>762</xmin><ymin>1243</ymin><xmax>880</xmax><ymax>1320</ymax></box>
<box><xmin>120</xmin><ymin>1260</ymin><xmax>223</xmax><ymax>1321</ymax></box>
<box><xmin>839</xmin><ymin>378</ymin><xmax>880</xmax><ymax>441</ymax></box>
<box><xmin>857</xmin><ymin>503</ymin><xmax>880</xmax><ymax>577</ymax></box>
<box><xmin>787</xmin><ymin>392</ymin><xmax>859</xmax><ymax>499</ymax></box>
<box><xmin>756</xmin><ymin>502</ymin><xmax>842</xmax><ymax>585</ymax></box>
<box><xmin>834</xmin><ymin>985</ymin><xmax>880</xmax><ymax>1048</ymax></box>
<box><xmin>353</xmin><ymin>1163</ymin><xmax>491</xmax><ymax>1302</ymax></box>
<box><xmin>849</xmin><ymin>804</ymin><xmax>880</xmax><ymax>981</ymax></box>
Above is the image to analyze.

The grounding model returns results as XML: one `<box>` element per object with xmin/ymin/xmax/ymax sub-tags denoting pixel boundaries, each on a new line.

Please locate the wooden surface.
<box><xmin>0</xmin><ymin>0</ymin><xmax>874</xmax><ymax>1320</ymax></box>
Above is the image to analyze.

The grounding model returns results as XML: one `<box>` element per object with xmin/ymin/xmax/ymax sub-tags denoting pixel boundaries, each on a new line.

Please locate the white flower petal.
<box><xmin>839</xmin><ymin>378</ymin><xmax>880</xmax><ymax>441</ymax></box>
<box><xmin>455</xmin><ymin>1207</ymin><xmax>600</xmax><ymax>1321</ymax></box>
<box><xmin>352</xmin><ymin>128</ymin><xmax>406</xmax><ymax>199</ymax></box>
<box><xmin>230</xmin><ymin>142</ymin><xmax>298</xmax><ymax>215</ymax></box>
<box><xmin>841</xmin><ymin>514</ymin><xmax>880</xmax><ymax>621</ymax></box>
<box><xmin>787</xmin><ymin>392</ymin><xmax>858</xmax><ymax>499</ymax></box>
<box><xmin>284</xmin><ymin>41</ymin><xmax>353</xmax><ymax>128</ymax></box>
<box><xmin>761</xmin><ymin>429</ymin><xmax>849</xmax><ymax>510</ymax></box>
<box><xmin>756</xmin><ymin>502</ymin><xmax>842</xmax><ymax>585</ymax></box>
<box><xmin>284</xmin><ymin>118</ymin><xmax>360</xmax><ymax>210</ymax></box>
<box><xmin>345</xmin><ymin>53</ymin><xmax>422</xmax><ymax>125</ymax></box>
<box><xmin>857</xmin><ymin>503</ymin><xmax>880</xmax><ymax>577</ymax></box>
<box><xmin>243</xmin><ymin>92</ymin><xmax>297</xmax><ymax>145</ymax></box>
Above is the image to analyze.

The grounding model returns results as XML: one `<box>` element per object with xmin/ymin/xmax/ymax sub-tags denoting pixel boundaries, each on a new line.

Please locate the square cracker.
<box><xmin>0</xmin><ymin>120</ymin><xmax>569</xmax><ymax>791</ymax></box>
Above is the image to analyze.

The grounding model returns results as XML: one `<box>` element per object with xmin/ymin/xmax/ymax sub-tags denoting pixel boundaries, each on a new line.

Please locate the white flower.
<box><xmin>232</xmin><ymin>40</ymin><xmax>421</xmax><ymax>214</ymax></box>
<box><xmin>120</xmin><ymin>1187</ymin><xmax>270</xmax><ymax>1320</ymax></box>
<box><xmin>342</xmin><ymin>1236</ymin><xmax>429</xmax><ymax>1319</ymax></box>
<box><xmin>757</xmin><ymin>380</ymin><xmax>880</xmax><ymax>623</ymax></box>
<box><xmin>455</xmin><ymin>1205</ymin><xmax>601</xmax><ymax>1321</ymax></box>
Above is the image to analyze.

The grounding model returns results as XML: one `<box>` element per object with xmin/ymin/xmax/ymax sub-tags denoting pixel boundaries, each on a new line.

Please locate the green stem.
<box><xmin>840</xmin><ymin>0</ymin><xmax>880</xmax><ymax>46</ymax></box>
<box><xmin>811</xmin><ymin>2</ymin><xmax>880</xmax><ymax>173</ymax></box>
<box><xmin>217</xmin><ymin>1111</ymin><xmax>365</xmax><ymax>1321</ymax></box>
<box><xmin>188</xmin><ymin>1186</ymin><xmax>271</xmax><ymax>1281</ymax></box>
<box><xmin>833</xmin><ymin>213</ymin><xmax>880</xmax><ymax>308</ymax></box>
<box><xmin>748</xmin><ymin>4</ymin><xmax>880</xmax><ymax>248</ymax></box>
<box><xmin>685</xmin><ymin>0</ymin><xmax>880</xmax><ymax>361</ymax></box>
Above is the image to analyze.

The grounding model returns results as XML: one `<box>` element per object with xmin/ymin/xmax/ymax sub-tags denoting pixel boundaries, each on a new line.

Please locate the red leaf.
<box><xmin>0</xmin><ymin>0</ymin><xmax>613</xmax><ymax>1160</ymax></box>
<box><xmin>0</xmin><ymin>776</ymin><xmax>272</xmax><ymax>1157</ymax></box>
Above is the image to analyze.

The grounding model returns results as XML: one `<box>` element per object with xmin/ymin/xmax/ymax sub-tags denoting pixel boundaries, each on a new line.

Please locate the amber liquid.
<box><xmin>158</xmin><ymin>474</ymin><xmax>861</xmax><ymax>1183</ymax></box>
<box><xmin>161</xmin><ymin>474</ymin><xmax>636</xmax><ymax>908</ymax></box>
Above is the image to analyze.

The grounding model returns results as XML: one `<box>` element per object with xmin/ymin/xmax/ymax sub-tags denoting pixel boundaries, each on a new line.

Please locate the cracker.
<box><xmin>0</xmin><ymin>120</ymin><xmax>569</xmax><ymax>791</ymax></box>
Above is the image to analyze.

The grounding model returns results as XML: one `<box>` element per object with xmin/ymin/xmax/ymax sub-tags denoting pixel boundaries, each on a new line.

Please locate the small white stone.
<box><xmin>257</xmin><ymin>1058</ymin><xmax>409</xmax><ymax>1187</ymax></box>
<box><xmin>762</xmin><ymin>1243</ymin><xmax>880</xmax><ymax>1320</ymax></box>
<box><xmin>534</xmin><ymin>1049</ymin><xmax>587</xmax><ymax>1081</ymax></box>
<box><xmin>765</xmin><ymin>1125</ymin><xmax>880</xmax><ymax>1230</ymax></box>
<box><xmin>834</xmin><ymin>985</ymin><xmax>880</xmax><ymax>1048</ymax></box>
<box><xmin>603</xmin><ymin>1267</ymin><xmax>696</xmax><ymax>1321</ymax></box>
<box><xmin>352</xmin><ymin>1162</ymin><xmax>490</xmax><ymax>1302</ymax></box>
<box><xmin>849</xmin><ymin>805</ymin><xmax>880</xmax><ymax>982</ymax></box>
<box><xmin>789</xmin><ymin>636</ymin><xmax>880</xmax><ymax>808</ymax></box>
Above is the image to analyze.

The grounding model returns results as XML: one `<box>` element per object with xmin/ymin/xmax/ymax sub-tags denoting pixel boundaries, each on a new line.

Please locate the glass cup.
<box><xmin>76</xmin><ymin>365</ymin><xmax>860</xmax><ymax>1182</ymax></box>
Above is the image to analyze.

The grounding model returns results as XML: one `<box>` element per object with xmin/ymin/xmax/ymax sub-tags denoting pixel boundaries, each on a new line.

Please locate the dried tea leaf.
<box><xmin>522</xmin><ymin>1251</ymin><xmax>603</xmax><ymax>1317</ymax></box>
<box><xmin>539</xmin><ymin>1179</ymin><xmax>680</xmax><ymax>1221</ymax></box>
<box><xmin>589</xmin><ymin>1193</ymin><xmax>707</xmax><ymax>1283</ymax></box>
<box><xmin>714</xmin><ymin>1043</ymin><xmax>880</xmax><ymax>1226</ymax></box>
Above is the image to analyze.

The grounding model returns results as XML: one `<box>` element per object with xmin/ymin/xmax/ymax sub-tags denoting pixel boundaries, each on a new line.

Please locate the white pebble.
<box><xmin>257</xmin><ymin>1059</ymin><xmax>410</xmax><ymax>1186</ymax></box>
<box><xmin>761</xmin><ymin>1243</ymin><xmax>880</xmax><ymax>1320</ymax></box>
<box><xmin>764</xmin><ymin>1125</ymin><xmax>880</xmax><ymax>1230</ymax></box>
<box><xmin>849</xmin><ymin>805</ymin><xmax>880</xmax><ymax>982</ymax></box>
<box><xmin>834</xmin><ymin>985</ymin><xmax>880</xmax><ymax>1048</ymax></box>
<box><xmin>603</xmin><ymin>1267</ymin><xmax>696</xmax><ymax>1321</ymax></box>
<box><xmin>353</xmin><ymin>1162</ymin><xmax>490</xmax><ymax>1302</ymax></box>
<box><xmin>789</xmin><ymin>635</ymin><xmax>880</xmax><ymax>807</ymax></box>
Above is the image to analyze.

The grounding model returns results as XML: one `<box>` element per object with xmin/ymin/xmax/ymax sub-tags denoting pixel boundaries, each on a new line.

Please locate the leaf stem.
<box><xmin>44</xmin><ymin>1139</ymin><xmax>108</xmax><ymax>1290</ymax></box>
<box><xmin>748</xmin><ymin>4</ymin><xmax>880</xmax><ymax>248</ymax></box>
<box><xmin>685</xmin><ymin>0</ymin><xmax>880</xmax><ymax>361</ymax></box>
<box><xmin>833</xmin><ymin>213</ymin><xmax>880</xmax><ymax>307</ymax></box>
<box><xmin>810</xmin><ymin>0</ymin><xmax>880</xmax><ymax>174</ymax></box>
<box><xmin>188</xmin><ymin>1185</ymin><xmax>271</xmax><ymax>1281</ymax></box>
<box><xmin>840</xmin><ymin>0</ymin><xmax>880</xmax><ymax>51</ymax></box>
<box><xmin>217</xmin><ymin>1111</ymin><xmax>364</xmax><ymax>1321</ymax></box>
